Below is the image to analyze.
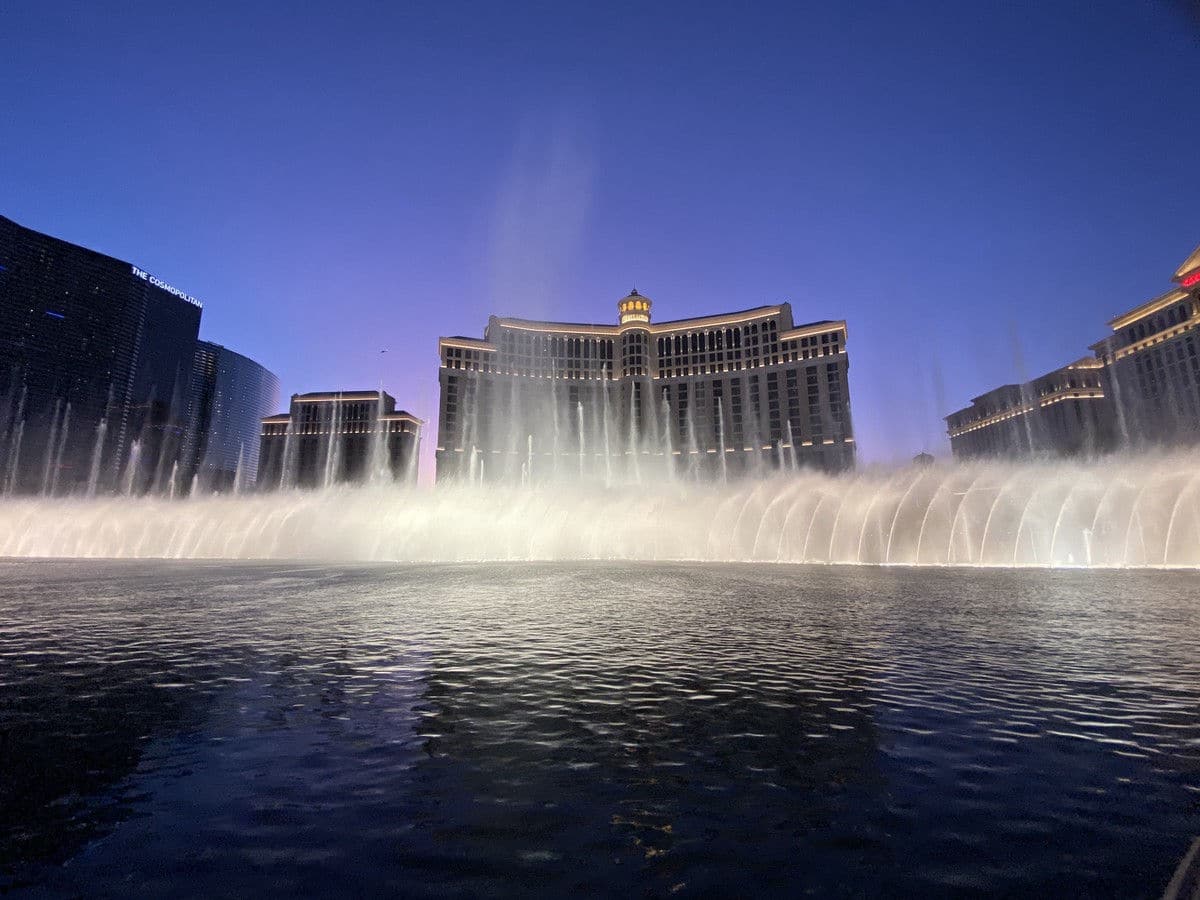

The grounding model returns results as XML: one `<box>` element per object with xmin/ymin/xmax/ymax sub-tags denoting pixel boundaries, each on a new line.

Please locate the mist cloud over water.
<box><xmin>487</xmin><ymin>119</ymin><xmax>594</xmax><ymax>319</ymax></box>
<box><xmin>2</xmin><ymin>453</ymin><xmax>1199</xmax><ymax>568</ymax></box>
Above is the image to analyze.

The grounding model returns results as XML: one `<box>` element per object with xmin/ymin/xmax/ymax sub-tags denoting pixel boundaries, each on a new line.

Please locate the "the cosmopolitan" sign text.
<box><xmin>131</xmin><ymin>265</ymin><xmax>203</xmax><ymax>308</ymax></box>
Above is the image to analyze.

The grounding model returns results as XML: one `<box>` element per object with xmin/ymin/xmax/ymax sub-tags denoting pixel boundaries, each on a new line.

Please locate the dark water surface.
<box><xmin>1</xmin><ymin>561</ymin><xmax>1199</xmax><ymax>897</ymax></box>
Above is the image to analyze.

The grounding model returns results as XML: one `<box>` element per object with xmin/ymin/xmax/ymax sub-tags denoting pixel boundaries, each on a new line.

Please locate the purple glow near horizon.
<box><xmin>3</xmin><ymin>2</ymin><xmax>1198</xmax><ymax>481</ymax></box>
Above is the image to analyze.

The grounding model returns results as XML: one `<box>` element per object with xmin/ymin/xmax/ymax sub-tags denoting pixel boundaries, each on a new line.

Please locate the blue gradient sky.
<box><xmin>3</xmin><ymin>1</ymin><xmax>1198</xmax><ymax>472</ymax></box>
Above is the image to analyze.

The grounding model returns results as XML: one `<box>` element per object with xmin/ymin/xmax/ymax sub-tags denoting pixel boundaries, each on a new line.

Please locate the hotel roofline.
<box><xmin>947</xmin><ymin>242</ymin><xmax>1199</xmax><ymax>433</ymax></box>
<box><xmin>261</xmin><ymin>389</ymin><xmax>423</xmax><ymax>425</ymax></box>
<box><xmin>261</xmin><ymin>409</ymin><xmax>423</xmax><ymax>424</ymax></box>
<box><xmin>1</xmin><ymin>213</ymin><xmax>204</xmax><ymax>308</ymax></box>
<box><xmin>946</xmin><ymin>357</ymin><xmax>1105</xmax><ymax>424</ymax></box>
<box><xmin>1101</xmin><ymin>286</ymin><xmax>1193</xmax><ymax>334</ymax></box>
<box><xmin>1174</xmin><ymin>245</ymin><xmax>1200</xmax><ymax>283</ymax></box>
<box><xmin>489</xmin><ymin>303</ymin><xmax>788</xmax><ymax>333</ymax></box>
<box><xmin>291</xmin><ymin>390</ymin><xmax>394</xmax><ymax>402</ymax></box>
<box><xmin>441</xmin><ymin>302</ymin><xmax>846</xmax><ymax>348</ymax></box>
<box><xmin>1092</xmin><ymin>243</ymin><xmax>1200</xmax><ymax>334</ymax></box>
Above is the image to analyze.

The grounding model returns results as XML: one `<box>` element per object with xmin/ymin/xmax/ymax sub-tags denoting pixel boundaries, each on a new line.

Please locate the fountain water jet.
<box><xmin>49</xmin><ymin>402</ymin><xmax>70</xmax><ymax>498</ymax></box>
<box><xmin>86</xmin><ymin>419</ymin><xmax>108</xmax><ymax>498</ymax></box>
<box><xmin>2</xmin><ymin>453</ymin><xmax>1199</xmax><ymax>568</ymax></box>
<box><xmin>122</xmin><ymin>441</ymin><xmax>142</xmax><ymax>496</ymax></box>
<box><xmin>40</xmin><ymin>400</ymin><xmax>62</xmax><ymax>497</ymax></box>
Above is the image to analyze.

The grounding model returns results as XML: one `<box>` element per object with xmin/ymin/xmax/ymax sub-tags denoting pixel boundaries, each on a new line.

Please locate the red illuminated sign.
<box><xmin>1181</xmin><ymin>269</ymin><xmax>1200</xmax><ymax>289</ymax></box>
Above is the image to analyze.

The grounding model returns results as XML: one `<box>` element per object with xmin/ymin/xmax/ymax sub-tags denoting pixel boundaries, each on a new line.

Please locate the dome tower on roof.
<box><xmin>618</xmin><ymin>288</ymin><xmax>652</xmax><ymax>326</ymax></box>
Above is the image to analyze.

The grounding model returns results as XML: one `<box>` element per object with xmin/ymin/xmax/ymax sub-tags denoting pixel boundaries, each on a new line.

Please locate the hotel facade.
<box><xmin>945</xmin><ymin>358</ymin><xmax>1114</xmax><ymax>459</ymax></box>
<box><xmin>947</xmin><ymin>243</ymin><xmax>1200</xmax><ymax>459</ymax></box>
<box><xmin>1090</xmin><ymin>246</ymin><xmax>1200</xmax><ymax>447</ymax></box>
<box><xmin>259</xmin><ymin>390</ymin><xmax>421</xmax><ymax>489</ymax></box>
<box><xmin>436</xmin><ymin>291</ymin><xmax>854</xmax><ymax>483</ymax></box>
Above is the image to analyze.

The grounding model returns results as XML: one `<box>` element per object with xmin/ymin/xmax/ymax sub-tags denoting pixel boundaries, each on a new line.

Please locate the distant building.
<box><xmin>1089</xmin><ymin>245</ymin><xmax>1200</xmax><ymax>447</ymax></box>
<box><xmin>258</xmin><ymin>390</ymin><xmax>420</xmax><ymax>489</ymax></box>
<box><xmin>436</xmin><ymin>291</ymin><xmax>854</xmax><ymax>482</ymax></box>
<box><xmin>912</xmin><ymin>452</ymin><xmax>935</xmax><ymax>467</ymax></box>
<box><xmin>945</xmin><ymin>242</ymin><xmax>1200</xmax><ymax>460</ymax></box>
<box><xmin>945</xmin><ymin>358</ymin><xmax>1113</xmax><ymax>459</ymax></box>
<box><xmin>0</xmin><ymin>213</ymin><xmax>202</xmax><ymax>495</ymax></box>
<box><xmin>181</xmin><ymin>341</ymin><xmax>279</xmax><ymax>492</ymax></box>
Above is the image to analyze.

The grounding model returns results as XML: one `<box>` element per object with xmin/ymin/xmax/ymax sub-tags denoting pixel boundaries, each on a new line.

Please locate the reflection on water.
<box><xmin>1</xmin><ymin>561</ymin><xmax>1198</xmax><ymax>896</ymax></box>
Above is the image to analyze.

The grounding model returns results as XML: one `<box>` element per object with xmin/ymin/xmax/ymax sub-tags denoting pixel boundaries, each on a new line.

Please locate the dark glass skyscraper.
<box><xmin>182</xmin><ymin>341</ymin><xmax>279</xmax><ymax>492</ymax></box>
<box><xmin>0</xmin><ymin>213</ymin><xmax>202</xmax><ymax>495</ymax></box>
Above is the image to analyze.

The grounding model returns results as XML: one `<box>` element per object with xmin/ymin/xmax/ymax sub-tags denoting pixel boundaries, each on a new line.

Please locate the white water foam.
<box><xmin>2</xmin><ymin>454</ymin><xmax>1199</xmax><ymax>567</ymax></box>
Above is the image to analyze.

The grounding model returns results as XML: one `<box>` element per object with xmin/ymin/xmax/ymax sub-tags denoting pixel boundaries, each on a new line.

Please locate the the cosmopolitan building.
<box><xmin>0</xmin><ymin>213</ymin><xmax>202</xmax><ymax>495</ymax></box>
<box><xmin>945</xmin><ymin>358</ymin><xmax>1113</xmax><ymax>459</ymax></box>
<box><xmin>181</xmin><ymin>341</ymin><xmax>279</xmax><ymax>492</ymax></box>
<box><xmin>436</xmin><ymin>291</ymin><xmax>854</xmax><ymax>482</ymax></box>
<box><xmin>259</xmin><ymin>390</ymin><xmax>421</xmax><ymax>489</ymax></box>
<box><xmin>1089</xmin><ymin>245</ymin><xmax>1200</xmax><ymax>446</ymax></box>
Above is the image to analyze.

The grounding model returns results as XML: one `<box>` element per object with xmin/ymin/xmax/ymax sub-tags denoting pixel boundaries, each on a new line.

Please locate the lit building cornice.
<box><xmin>946</xmin><ymin>386</ymin><xmax>1108</xmax><ymax>438</ymax></box>
<box><xmin>946</xmin><ymin>356</ymin><xmax>1107</xmax><ymax>437</ymax></box>
<box><xmin>1107</xmin><ymin>288</ymin><xmax>1190</xmax><ymax>331</ymax></box>
<box><xmin>439</xmin><ymin>338</ymin><xmax>498</xmax><ymax>352</ymax></box>
<box><xmin>477</xmin><ymin>304</ymin><xmax>803</xmax><ymax>338</ymax></box>
<box><xmin>1061</xmin><ymin>356</ymin><xmax>1104</xmax><ymax>370</ymax></box>
<box><xmin>648</xmin><ymin>306</ymin><xmax>785</xmax><ymax>332</ymax></box>
<box><xmin>1095</xmin><ymin>313</ymin><xmax>1200</xmax><ymax>362</ymax></box>
<box><xmin>292</xmin><ymin>392</ymin><xmax>388</xmax><ymax>402</ymax></box>
<box><xmin>780</xmin><ymin>320</ymin><xmax>847</xmax><ymax>341</ymax></box>
<box><xmin>1173</xmin><ymin>244</ymin><xmax>1200</xmax><ymax>285</ymax></box>
<box><xmin>487</xmin><ymin>319</ymin><xmax>620</xmax><ymax>336</ymax></box>
<box><xmin>1039</xmin><ymin>389</ymin><xmax>1105</xmax><ymax>407</ymax></box>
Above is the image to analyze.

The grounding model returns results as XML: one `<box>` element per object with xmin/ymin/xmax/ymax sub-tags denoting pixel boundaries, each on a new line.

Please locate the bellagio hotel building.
<box><xmin>436</xmin><ymin>290</ymin><xmax>854</xmax><ymax>482</ymax></box>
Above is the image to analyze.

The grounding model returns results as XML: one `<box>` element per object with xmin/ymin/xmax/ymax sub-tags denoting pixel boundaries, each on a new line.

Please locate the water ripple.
<box><xmin>0</xmin><ymin>562</ymin><xmax>1198</xmax><ymax>897</ymax></box>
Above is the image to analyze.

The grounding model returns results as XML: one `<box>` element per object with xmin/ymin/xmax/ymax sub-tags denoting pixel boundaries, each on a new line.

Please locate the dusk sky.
<box><xmin>3</xmin><ymin>1</ymin><xmax>1198</xmax><ymax>471</ymax></box>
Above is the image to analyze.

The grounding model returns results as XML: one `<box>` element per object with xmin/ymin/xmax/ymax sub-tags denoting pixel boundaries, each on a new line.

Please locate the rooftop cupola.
<box><xmin>618</xmin><ymin>288</ymin><xmax>652</xmax><ymax>325</ymax></box>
